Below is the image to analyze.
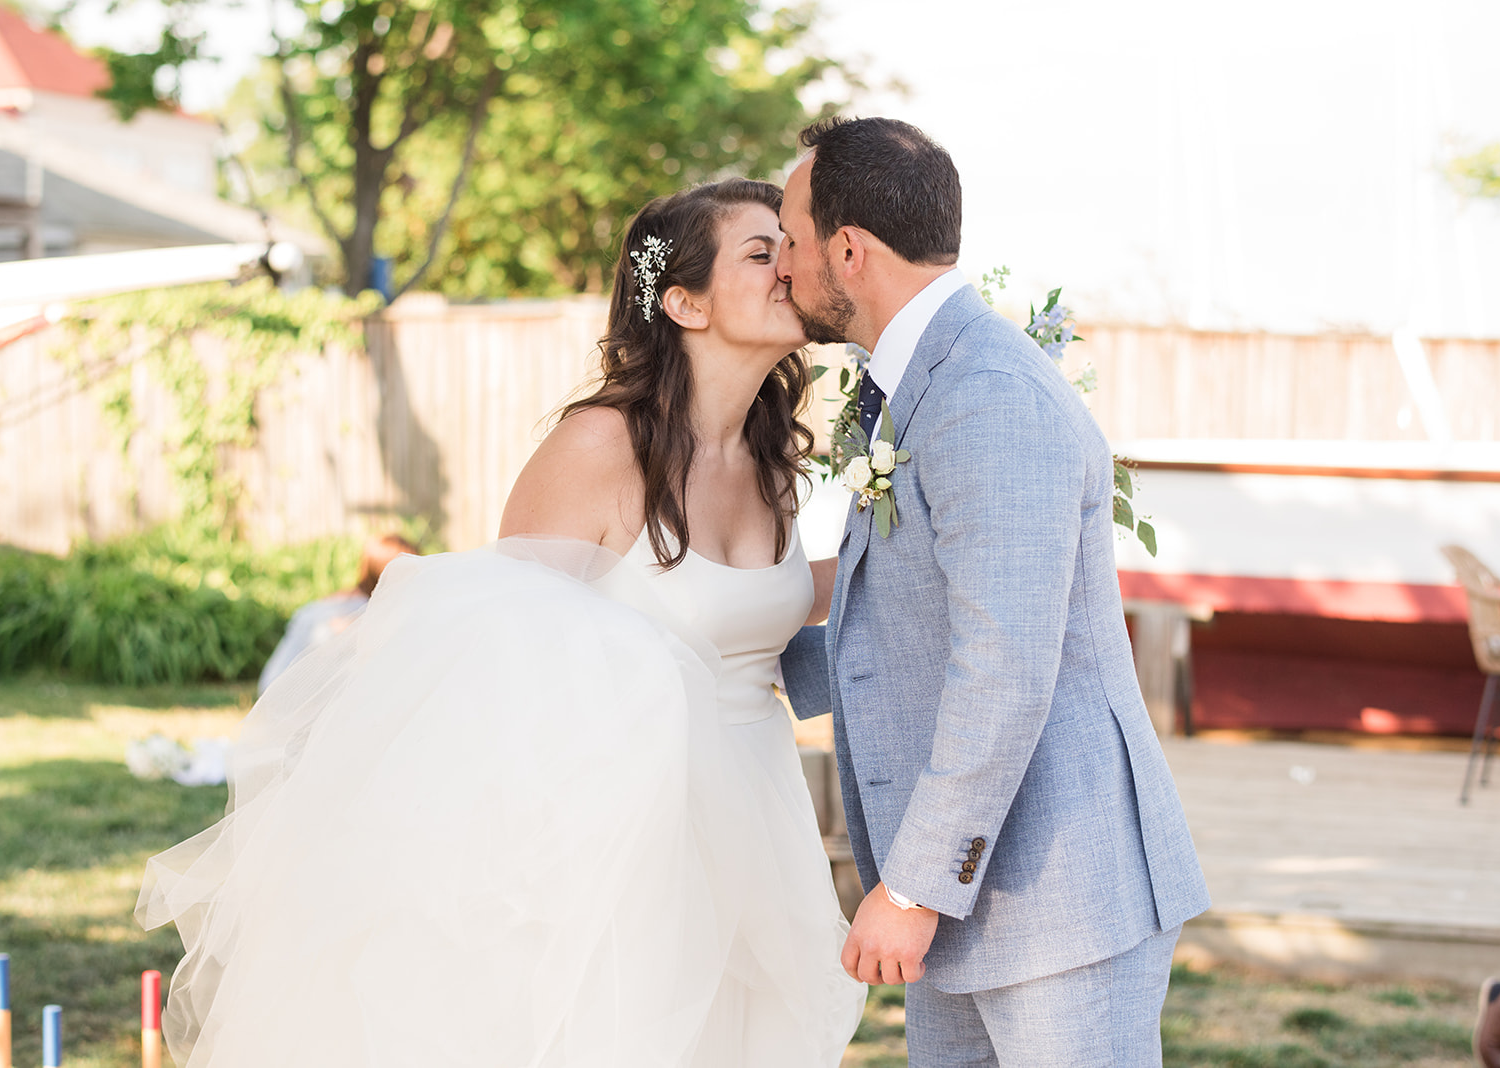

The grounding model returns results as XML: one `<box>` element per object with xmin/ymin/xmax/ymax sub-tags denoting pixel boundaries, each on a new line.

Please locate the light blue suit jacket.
<box><xmin>783</xmin><ymin>286</ymin><xmax>1210</xmax><ymax>993</ymax></box>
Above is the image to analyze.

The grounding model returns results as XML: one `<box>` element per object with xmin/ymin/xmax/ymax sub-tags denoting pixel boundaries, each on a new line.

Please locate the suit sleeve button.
<box><xmin>968</xmin><ymin>848</ymin><xmax>982</xmax><ymax>861</ymax></box>
<box><xmin>958</xmin><ymin>871</ymin><xmax>974</xmax><ymax>884</ymax></box>
<box><xmin>971</xmin><ymin>837</ymin><xmax>987</xmax><ymax>851</ymax></box>
<box><xmin>961</xmin><ymin>860</ymin><xmax>977</xmax><ymax>873</ymax></box>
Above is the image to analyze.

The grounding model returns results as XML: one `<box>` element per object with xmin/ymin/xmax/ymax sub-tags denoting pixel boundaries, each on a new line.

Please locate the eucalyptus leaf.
<box><xmin>879</xmin><ymin>398</ymin><xmax>896</xmax><ymax>442</ymax></box>
<box><xmin>895</xmin><ymin>449</ymin><xmax>910</xmax><ymax>462</ymax></box>
<box><xmin>874</xmin><ymin>494</ymin><xmax>892</xmax><ymax>539</ymax></box>
<box><xmin>840</xmin><ymin>367</ymin><xmax>851</xmax><ymax>391</ymax></box>
<box><xmin>810</xmin><ymin>364</ymin><xmax>829</xmax><ymax>382</ymax></box>
<box><xmin>1113</xmin><ymin>495</ymin><xmax>1135</xmax><ymax>530</ymax></box>
<box><xmin>1113</xmin><ymin>462</ymin><xmax>1134</xmax><ymax>499</ymax></box>
<box><xmin>1137</xmin><ymin>520</ymin><xmax>1157</xmax><ymax>557</ymax></box>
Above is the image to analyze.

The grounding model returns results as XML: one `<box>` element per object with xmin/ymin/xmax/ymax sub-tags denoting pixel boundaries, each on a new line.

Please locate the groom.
<box><xmin>778</xmin><ymin>117</ymin><xmax>1211</xmax><ymax>1065</ymax></box>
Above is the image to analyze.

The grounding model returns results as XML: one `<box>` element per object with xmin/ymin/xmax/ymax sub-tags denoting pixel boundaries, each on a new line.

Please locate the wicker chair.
<box><xmin>1441</xmin><ymin>545</ymin><xmax>1500</xmax><ymax>804</ymax></box>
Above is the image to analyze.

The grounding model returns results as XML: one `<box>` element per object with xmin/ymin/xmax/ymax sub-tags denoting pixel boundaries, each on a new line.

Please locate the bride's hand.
<box><xmin>806</xmin><ymin>557</ymin><xmax>837</xmax><ymax>625</ymax></box>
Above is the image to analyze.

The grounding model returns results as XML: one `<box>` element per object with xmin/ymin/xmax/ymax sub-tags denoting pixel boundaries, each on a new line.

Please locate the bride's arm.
<box><xmin>805</xmin><ymin>556</ymin><xmax>837</xmax><ymax>625</ymax></box>
<box><xmin>499</xmin><ymin>406</ymin><xmax>641</xmax><ymax>552</ymax></box>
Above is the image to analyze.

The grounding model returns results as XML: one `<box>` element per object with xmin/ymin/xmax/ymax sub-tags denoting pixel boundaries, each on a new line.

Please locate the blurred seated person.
<box><xmin>257</xmin><ymin>534</ymin><xmax>419</xmax><ymax>695</ymax></box>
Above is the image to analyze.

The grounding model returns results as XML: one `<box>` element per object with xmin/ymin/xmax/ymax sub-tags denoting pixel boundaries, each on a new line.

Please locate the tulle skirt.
<box><xmin>137</xmin><ymin>540</ymin><xmax>864</xmax><ymax>1067</ymax></box>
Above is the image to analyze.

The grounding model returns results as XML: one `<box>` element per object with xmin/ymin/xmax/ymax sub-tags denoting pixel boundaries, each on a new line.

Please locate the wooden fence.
<box><xmin>1075</xmin><ymin>326</ymin><xmax>1500</xmax><ymax>443</ymax></box>
<box><xmin>2</xmin><ymin>299</ymin><xmax>1496</xmax><ymax>555</ymax></box>
<box><xmin>0</xmin><ymin>296</ymin><xmax>606</xmax><ymax>554</ymax></box>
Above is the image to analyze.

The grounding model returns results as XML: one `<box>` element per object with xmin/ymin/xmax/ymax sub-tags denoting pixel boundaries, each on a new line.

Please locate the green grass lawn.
<box><xmin>0</xmin><ymin>675</ymin><xmax>251</xmax><ymax>1067</ymax></box>
<box><xmin>0</xmin><ymin>674</ymin><xmax>1481</xmax><ymax>1068</ymax></box>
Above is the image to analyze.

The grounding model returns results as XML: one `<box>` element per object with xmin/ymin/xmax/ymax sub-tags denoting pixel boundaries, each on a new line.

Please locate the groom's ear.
<box><xmin>834</xmin><ymin>227</ymin><xmax>867</xmax><ymax>279</ymax></box>
<box><xmin>661</xmin><ymin>285</ymin><xmax>709</xmax><ymax>330</ymax></box>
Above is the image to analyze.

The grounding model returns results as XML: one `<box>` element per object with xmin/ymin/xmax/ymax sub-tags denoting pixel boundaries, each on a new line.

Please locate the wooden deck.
<box><xmin>1166</xmin><ymin>736</ymin><xmax>1500</xmax><ymax>984</ymax></box>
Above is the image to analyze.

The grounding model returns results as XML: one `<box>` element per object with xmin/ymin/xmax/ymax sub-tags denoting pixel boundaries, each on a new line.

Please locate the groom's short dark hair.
<box><xmin>798</xmin><ymin>116</ymin><xmax>961</xmax><ymax>266</ymax></box>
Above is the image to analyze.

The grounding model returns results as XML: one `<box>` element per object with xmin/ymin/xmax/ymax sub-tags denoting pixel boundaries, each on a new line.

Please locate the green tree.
<box><xmin>91</xmin><ymin>0</ymin><xmax>848</xmax><ymax>298</ymax></box>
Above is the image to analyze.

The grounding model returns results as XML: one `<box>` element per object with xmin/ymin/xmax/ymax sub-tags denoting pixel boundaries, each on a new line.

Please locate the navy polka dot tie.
<box><xmin>857</xmin><ymin>373</ymin><xmax>886</xmax><ymax>440</ymax></box>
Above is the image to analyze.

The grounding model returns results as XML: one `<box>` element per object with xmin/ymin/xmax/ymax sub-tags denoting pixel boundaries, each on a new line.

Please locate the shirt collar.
<box><xmin>866</xmin><ymin>268</ymin><xmax>967</xmax><ymax>397</ymax></box>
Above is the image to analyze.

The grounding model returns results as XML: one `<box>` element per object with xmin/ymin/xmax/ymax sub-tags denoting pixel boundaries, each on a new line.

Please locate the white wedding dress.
<box><xmin>136</xmin><ymin>530</ymin><xmax>865</xmax><ymax>1067</ymax></box>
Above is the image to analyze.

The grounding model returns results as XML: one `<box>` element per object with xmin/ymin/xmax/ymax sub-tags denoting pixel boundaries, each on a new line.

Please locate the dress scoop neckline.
<box><xmin>628</xmin><ymin>525</ymin><xmax>796</xmax><ymax>573</ymax></box>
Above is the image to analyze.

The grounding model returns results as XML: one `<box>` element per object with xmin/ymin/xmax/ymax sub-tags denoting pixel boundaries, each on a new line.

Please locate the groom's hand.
<box><xmin>841</xmin><ymin>881</ymin><xmax>940</xmax><ymax>985</ymax></box>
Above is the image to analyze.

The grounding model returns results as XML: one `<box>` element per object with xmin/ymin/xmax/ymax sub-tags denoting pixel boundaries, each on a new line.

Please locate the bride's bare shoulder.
<box><xmin>498</xmin><ymin>405</ymin><xmax>638</xmax><ymax>541</ymax></box>
<box><xmin>549</xmin><ymin>404</ymin><xmax>632</xmax><ymax>452</ymax></box>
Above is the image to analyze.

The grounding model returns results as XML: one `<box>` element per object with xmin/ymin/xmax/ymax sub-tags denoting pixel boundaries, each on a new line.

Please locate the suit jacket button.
<box><xmin>971</xmin><ymin>837</ymin><xmax>987</xmax><ymax>851</ymax></box>
<box><xmin>958</xmin><ymin>871</ymin><xmax>974</xmax><ymax>884</ymax></box>
<box><xmin>968</xmin><ymin>848</ymin><xmax>982</xmax><ymax>861</ymax></box>
<box><xmin>962</xmin><ymin>860</ymin><xmax>977</xmax><ymax>873</ymax></box>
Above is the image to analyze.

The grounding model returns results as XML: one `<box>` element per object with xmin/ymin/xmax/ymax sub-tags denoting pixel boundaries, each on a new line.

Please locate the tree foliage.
<box><xmin>92</xmin><ymin>0</ymin><xmax>849</xmax><ymax>298</ymax></box>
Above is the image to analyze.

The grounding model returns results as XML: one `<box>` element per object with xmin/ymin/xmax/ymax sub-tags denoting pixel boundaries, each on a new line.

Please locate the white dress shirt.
<box><xmin>865</xmin><ymin>268</ymin><xmax>968</xmax><ymax>399</ymax></box>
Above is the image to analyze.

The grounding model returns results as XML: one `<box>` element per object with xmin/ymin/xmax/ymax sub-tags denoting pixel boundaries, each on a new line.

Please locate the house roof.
<box><xmin>0</xmin><ymin>6</ymin><xmax>109</xmax><ymax>98</ymax></box>
<box><xmin>0</xmin><ymin>118</ymin><xmax>329</xmax><ymax>255</ymax></box>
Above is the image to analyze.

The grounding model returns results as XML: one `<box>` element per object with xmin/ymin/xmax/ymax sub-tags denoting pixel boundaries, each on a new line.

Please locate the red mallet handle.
<box><xmin>141</xmin><ymin>971</ymin><xmax>161</xmax><ymax>1068</ymax></box>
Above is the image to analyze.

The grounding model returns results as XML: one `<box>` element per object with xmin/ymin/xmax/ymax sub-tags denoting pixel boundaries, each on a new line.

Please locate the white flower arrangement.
<box><xmin>125</xmin><ymin>734</ymin><xmax>232</xmax><ymax>785</ymax></box>
<box><xmin>125</xmin><ymin>734</ymin><xmax>191</xmax><ymax>781</ymax></box>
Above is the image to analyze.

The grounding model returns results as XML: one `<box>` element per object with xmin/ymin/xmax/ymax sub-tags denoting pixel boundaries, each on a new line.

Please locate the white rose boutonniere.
<box><xmin>843</xmin><ymin>455</ymin><xmax>873</xmax><ymax>492</ymax></box>
<box><xmin>834</xmin><ymin>384</ymin><xmax>910</xmax><ymax>539</ymax></box>
<box><xmin>809</xmin><ymin>350</ymin><xmax>909</xmax><ymax>538</ymax></box>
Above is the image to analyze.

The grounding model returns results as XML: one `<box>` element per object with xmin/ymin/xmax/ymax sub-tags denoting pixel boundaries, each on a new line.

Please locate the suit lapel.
<box><xmin>829</xmin><ymin>285</ymin><xmax>992</xmax><ymax>647</ymax></box>
<box><xmin>832</xmin><ymin>494</ymin><xmax>872</xmax><ymax>646</ymax></box>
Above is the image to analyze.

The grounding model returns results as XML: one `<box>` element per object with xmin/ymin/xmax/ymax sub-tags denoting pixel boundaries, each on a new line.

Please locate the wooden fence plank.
<box><xmin>1</xmin><ymin>305</ymin><xmax>1496</xmax><ymax>555</ymax></box>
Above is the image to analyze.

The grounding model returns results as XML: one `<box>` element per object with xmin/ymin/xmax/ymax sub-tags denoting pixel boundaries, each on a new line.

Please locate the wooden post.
<box><xmin>1124</xmin><ymin>599</ymin><xmax>1213</xmax><ymax>737</ymax></box>
<box><xmin>799</xmin><ymin>746</ymin><xmax>863</xmax><ymax>921</ymax></box>
<box><xmin>1130</xmin><ymin>602</ymin><xmax>1182</xmax><ymax>736</ymax></box>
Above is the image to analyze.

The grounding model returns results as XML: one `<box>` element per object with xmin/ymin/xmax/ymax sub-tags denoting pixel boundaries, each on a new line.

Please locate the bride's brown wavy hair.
<box><xmin>562</xmin><ymin>178</ymin><xmax>814</xmax><ymax>570</ymax></box>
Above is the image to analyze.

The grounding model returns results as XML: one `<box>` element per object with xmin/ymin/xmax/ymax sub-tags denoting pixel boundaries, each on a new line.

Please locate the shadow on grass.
<box><xmin>0</xmin><ymin>675</ymin><xmax>253</xmax><ymax>720</ymax></box>
<box><xmin>0</xmin><ymin>758</ymin><xmax>226</xmax><ymax>879</ymax></box>
<box><xmin>1</xmin><ymin>904</ymin><xmax>186</xmax><ymax>1068</ymax></box>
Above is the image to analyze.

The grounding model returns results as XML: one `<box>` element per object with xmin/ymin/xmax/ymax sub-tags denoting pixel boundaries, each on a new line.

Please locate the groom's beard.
<box><xmin>790</xmin><ymin>260</ymin><xmax>857</xmax><ymax>345</ymax></box>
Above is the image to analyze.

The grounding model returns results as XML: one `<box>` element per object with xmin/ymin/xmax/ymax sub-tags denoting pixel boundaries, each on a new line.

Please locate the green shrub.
<box><xmin>0</xmin><ymin>525</ymin><xmax>383</xmax><ymax>685</ymax></box>
<box><xmin>0</xmin><ymin>547</ymin><xmax>68</xmax><ymax>674</ymax></box>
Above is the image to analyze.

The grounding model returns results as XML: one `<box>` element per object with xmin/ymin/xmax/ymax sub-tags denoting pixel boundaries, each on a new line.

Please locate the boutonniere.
<box><xmin>834</xmin><ymin>391</ymin><xmax>910</xmax><ymax>539</ymax></box>
<box><xmin>812</xmin><ymin>348</ymin><xmax>909</xmax><ymax>539</ymax></box>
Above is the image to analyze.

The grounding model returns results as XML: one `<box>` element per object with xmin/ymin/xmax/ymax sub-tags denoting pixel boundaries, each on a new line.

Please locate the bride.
<box><xmin>136</xmin><ymin>177</ymin><xmax>867</xmax><ymax>1067</ymax></box>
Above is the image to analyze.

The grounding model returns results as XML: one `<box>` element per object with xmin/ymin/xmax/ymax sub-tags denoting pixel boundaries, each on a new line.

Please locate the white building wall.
<box><xmin>22</xmin><ymin>90</ymin><xmax>218</xmax><ymax>196</ymax></box>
